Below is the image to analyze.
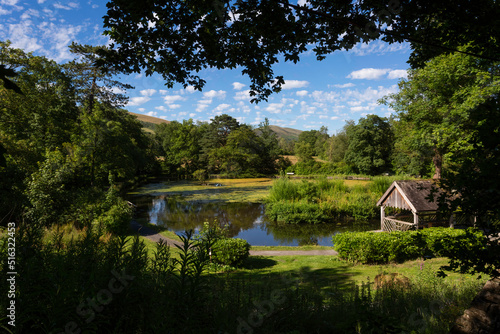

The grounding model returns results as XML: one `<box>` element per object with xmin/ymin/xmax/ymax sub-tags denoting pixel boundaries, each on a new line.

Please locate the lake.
<box><xmin>130</xmin><ymin>193</ymin><xmax>379</xmax><ymax>246</ymax></box>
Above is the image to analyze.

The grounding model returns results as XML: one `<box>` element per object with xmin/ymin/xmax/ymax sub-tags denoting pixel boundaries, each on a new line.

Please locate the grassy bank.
<box><xmin>266</xmin><ymin>176</ymin><xmax>411</xmax><ymax>223</ymax></box>
<box><xmin>3</xmin><ymin>223</ymin><xmax>486</xmax><ymax>334</ymax></box>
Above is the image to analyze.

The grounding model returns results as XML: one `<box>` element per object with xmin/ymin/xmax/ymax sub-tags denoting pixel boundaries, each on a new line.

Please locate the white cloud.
<box><xmin>189</xmin><ymin>113</ymin><xmax>196</xmax><ymax>118</ymax></box>
<box><xmin>332</xmin><ymin>83</ymin><xmax>355</xmax><ymax>88</ymax></box>
<box><xmin>169</xmin><ymin>104</ymin><xmax>181</xmax><ymax>109</ymax></box>
<box><xmin>203</xmin><ymin>89</ymin><xmax>226</xmax><ymax>100</ymax></box>
<box><xmin>198</xmin><ymin>99</ymin><xmax>212</xmax><ymax>105</ymax></box>
<box><xmin>184</xmin><ymin>85</ymin><xmax>196</xmax><ymax>93</ymax></box>
<box><xmin>196</xmin><ymin>102</ymin><xmax>210</xmax><ymax>113</ymax></box>
<box><xmin>347</xmin><ymin>68</ymin><xmax>389</xmax><ymax>80</ymax></box>
<box><xmin>155</xmin><ymin>106</ymin><xmax>167</xmax><ymax>111</ymax></box>
<box><xmin>349</xmin><ymin>40</ymin><xmax>410</xmax><ymax>56</ymax></box>
<box><xmin>234</xmin><ymin>90</ymin><xmax>252</xmax><ymax>101</ymax></box>
<box><xmin>128</xmin><ymin>96</ymin><xmax>151</xmax><ymax>106</ymax></box>
<box><xmin>53</xmin><ymin>2</ymin><xmax>79</xmax><ymax>10</ymax></box>
<box><xmin>213</xmin><ymin>103</ymin><xmax>231</xmax><ymax>112</ymax></box>
<box><xmin>20</xmin><ymin>9</ymin><xmax>39</xmax><ymax>20</ymax></box>
<box><xmin>232</xmin><ymin>82</ymin><xmax>245</xmax><ymax>90</ymax></box>
<box><xmin>146</xmin><ymin>111</ymin><xmax>158</xmax><ymax>117</ymax></box>
<box><xmin>1</xmin><ymin>0</ymin><xmax>20</xmax><ymax>5</ymax></box>
<box><xmin>387</xmin><ymin>69</ymin><xmax>408</xmax><ymax>80</ymax></box>
<box><xmin>350</xmin><ymin>106</ymin><xmax>371</xmax><ymax>113</ymax></box>
<box><xmin>311</xmin><ymin>90</ymin><xmax>339</xmax><ymax>103</ymax></box>
<box><xmin>7</xmin><ymin>21</ymin><xmax>43</xmax><ymax>53</ymax></box>
<box><xmin>282</xmin><ymin>80</ymin><xmax>309</xmax><ymax>90</ymax></box>
<box><xmin>140</xmin><ymin>89</ymin><xmax>157</xmax><ymax>96</ymax></box>
<box><xmin>296</xmin><ymin>90</ymin><xmax>308</xmax><ymax>97</ymax></box>
<box><xmin>163</xmin><ymin>95</ymin><xmax>185</xmax><ymax>104</ymax></box>
<box><xmin>266</xmin><ymin>103</ymin><xmax>285</xmax><ymax>114</ymax></box>
<box><xmin>111</xmin><ymin>87</ymin><xmax>126</xmax><ymax>95</ymax></box>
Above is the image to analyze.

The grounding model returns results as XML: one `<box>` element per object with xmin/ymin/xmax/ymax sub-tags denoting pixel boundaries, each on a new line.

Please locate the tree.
<box><xmin>294</xmin><ymin>141</ymin><xmax>314</xmax><ymax>163</ymax></box>
<box><xmin>101</xmin><ymin>0</ymin><xmax>499</xmax><ymax>101</ymax></box>
<box><xmin>156</xmin><ymin>119</ymin><xmax>205</xmax><ymax>177</ymax></box>
<box><xmin>325</xmin><ymin>121</ymin><xmax>353</xmax><ymax>163</ymax></box>
<box><xmin>382</xmin><ymin>51</ymin><xmax>500</xmax><ymax>277</ymax></box>
<box><xmin>0</xmin><ymin>42</ymin><xmax>79</xmax><ymax>221</ymax></box>
<box><xmin>224</xmin><ymin>125</ymin><xmax>263</xmax><ymax>176</ymax></box>
<box><xmin>64</xmin><ymin>42</ymin><xmax>133</xmax><ymax>114</ymax></box>
<box><xmin>257</xmin><ymin>118</ymin><xmax>282</xmax><ymax>174</ymax></box>
<box><xmin>200</xmin><ymin>114</ymin><xmax>240</xmax><ymax>173</ymax></box>
<box><xmin>296</xmin><ymin>130</ymin><xmax>323</xmax><ymax>157</ymax></box>
<box><xmin>344</xmin><ymin>115</ymin><xmax>393</xmax><ymax>175</ymax></box>
<box><xmin>389</xmin><ymin>116</ymin><xmax>433</xmax><ymax>177</ymax></box>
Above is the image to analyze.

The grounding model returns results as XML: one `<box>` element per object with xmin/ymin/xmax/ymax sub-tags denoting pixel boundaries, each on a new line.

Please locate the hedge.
<box><xmin>332</xmin><ymin>227</ymin><xmax>485</xmax><ymax>264</ymax></box>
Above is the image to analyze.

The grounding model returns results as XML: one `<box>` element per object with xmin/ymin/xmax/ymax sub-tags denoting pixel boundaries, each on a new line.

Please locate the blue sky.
<box><xmin>0</xmin><ymin>0</ymin><xmax>412</xmax><ymax>134</ymax></box>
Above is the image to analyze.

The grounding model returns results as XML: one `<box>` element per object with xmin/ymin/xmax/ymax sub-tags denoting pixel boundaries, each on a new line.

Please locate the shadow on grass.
<box><xmin>242</xmin><ymin>256</ymin><xmax>278</xmax><ymax>269</ymax></box>
<box><xmin>227</xmin><ymin>261</ymin><xmax>357</xmax><ymax>293</ymax></box>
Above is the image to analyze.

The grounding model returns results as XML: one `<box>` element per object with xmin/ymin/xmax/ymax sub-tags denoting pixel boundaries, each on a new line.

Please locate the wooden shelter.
<box><xmin>377</xmin><ymin>180</ymin><xmax>451</xmax><ymax>232</ymax></box>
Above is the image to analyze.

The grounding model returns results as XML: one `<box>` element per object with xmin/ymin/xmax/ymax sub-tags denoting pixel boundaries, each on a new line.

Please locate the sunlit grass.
<box><xmin>236</xmin><ymin>255</ymin><xmax>486</xmax><ymax>289</ymax></box>
<box><xmin>128</xmin><ymin>178</ymin><xmax>274</xmax><ymax>202</ymax></box>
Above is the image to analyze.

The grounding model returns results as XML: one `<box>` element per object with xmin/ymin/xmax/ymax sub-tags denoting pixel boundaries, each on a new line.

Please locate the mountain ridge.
<box><xmin>129</xmin><ymin>112</ymin><xmax>302</xmax><ymax>141</ymax></box>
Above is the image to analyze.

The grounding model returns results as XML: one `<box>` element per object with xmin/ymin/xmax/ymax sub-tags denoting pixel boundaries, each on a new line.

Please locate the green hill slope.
<box><xmin>128</xmin><ymin>112</ymin><xmax>302</xmax><ymax>140</ymax></box>
<box><xmin>129</xmin><ymin>112</ymin><xmax>170</xmax><ymax>133</ymax></box>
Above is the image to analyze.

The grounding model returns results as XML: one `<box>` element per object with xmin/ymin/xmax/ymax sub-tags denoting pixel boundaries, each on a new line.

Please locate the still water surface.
<box><xmin>132</xmin><ymin>195</ymin><xmax>379</xmax><ymax>246</ymax></box>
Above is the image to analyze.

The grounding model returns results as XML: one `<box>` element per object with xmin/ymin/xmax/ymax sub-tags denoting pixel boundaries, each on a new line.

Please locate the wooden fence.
<box><xmin>382</xmin><ymin>217</ymin><xmax>417</xmax><ymax>232</ymax></box>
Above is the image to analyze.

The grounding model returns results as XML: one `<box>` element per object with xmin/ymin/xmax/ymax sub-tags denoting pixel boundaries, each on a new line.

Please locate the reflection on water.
<box><xmin>132</xmin><ymin>195</ymin><xmax>379</xmax><ymax>246</ymax></box>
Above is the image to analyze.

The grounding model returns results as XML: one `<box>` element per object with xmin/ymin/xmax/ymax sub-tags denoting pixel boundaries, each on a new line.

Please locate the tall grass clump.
<box><xmin>266</xmin><ymin>176</ymin><xmax>396</xmax><ymax>223</ymax></box>
<box><xmin>267</xmin><ymin>176</ymin><xmax>300</xmax><ymax>202</ymax></box>
<box><xmin>369</xmin><ymin>175</ymin><xmax>412</xmax><ymax>194</ymax></box>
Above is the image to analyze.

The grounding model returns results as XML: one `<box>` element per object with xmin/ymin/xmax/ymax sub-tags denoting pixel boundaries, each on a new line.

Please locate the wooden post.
<box><xmin>381</xmin><ymin>206</ymin><xmax>385</xmax><ymax>231</ymax></box>
<box><xmin>413</xmin><ymin>211</ymin><xmax>419</xmax><ymax>229</ymax></box>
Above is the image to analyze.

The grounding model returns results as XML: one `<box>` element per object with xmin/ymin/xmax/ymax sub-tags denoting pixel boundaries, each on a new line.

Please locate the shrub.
<box><xmin>211</xmin><ymin>238</ymin><xmax>250</xmax><ymax>267</ymax></box>
<box><xmin>99</xmin><ymin>199</ymin><xmax>133</xmax><ymax>235</ymax></box>
<box><xmin>332</xmin><ymin>227</ymin><xmax>484</xmax><ymax>264</ymax></box>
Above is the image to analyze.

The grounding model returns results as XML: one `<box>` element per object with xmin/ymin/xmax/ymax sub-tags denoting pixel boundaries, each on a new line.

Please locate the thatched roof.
<box><xmin>377</xmin><ymin>180</ymin><xmax>442</xmax><ymax>213</ymax></box>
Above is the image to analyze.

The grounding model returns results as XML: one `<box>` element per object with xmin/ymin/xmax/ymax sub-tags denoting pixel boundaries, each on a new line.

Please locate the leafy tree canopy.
<box><xmin>102</xmin><ymin>0</ymin><xmax>500</xmax><ymax>101</ymax></box>
<box><xmin>383</xmin><ymin>50</ymin><xmax>500</xmax><ymax>219</ymax></box>
<box><xmin>344</xmin><ymin>114</ymin><xmax>393</xmax><ymax>175</ymax></box>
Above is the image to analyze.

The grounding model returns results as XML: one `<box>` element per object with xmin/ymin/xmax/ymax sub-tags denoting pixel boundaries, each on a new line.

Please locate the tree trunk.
<box><xmin>432</xmin><ymin>148</ymin><xmax>442</xmax><ymax>180</ymax></box>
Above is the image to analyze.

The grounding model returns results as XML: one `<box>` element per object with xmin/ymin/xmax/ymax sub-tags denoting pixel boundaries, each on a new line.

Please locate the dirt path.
<box><xmin>131</xmin><ymin>221</ymin><xmax>338</xmax><ymax>256</ymax></box>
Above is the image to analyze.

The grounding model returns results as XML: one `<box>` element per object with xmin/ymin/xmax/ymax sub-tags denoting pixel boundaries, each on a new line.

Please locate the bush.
<box><xmin>99</xmin><ymin>199</ymin><xmax>133</xmax><ymax>235</ymax></box>
<box><xmin>211</xmin><ymin>238</ymin><xmax>250</xmax><ymax>267</ymax></box>
<box><xmin>332</xmin><ymin>227</ymin><xmax>484</xmax><ymax>264</ymax></box>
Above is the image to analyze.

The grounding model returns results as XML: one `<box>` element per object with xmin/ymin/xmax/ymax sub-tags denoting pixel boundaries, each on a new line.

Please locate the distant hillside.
<box><xmin>128</xmin><ymin>112</ymin><xmax>302</xmax><ymax>140</ymax></box>
<box><xmin>129</xmin><ymin>112</ymin><xmax>169</xmax><ymax>133</ymax></box>
<box><xmin>269</xmin><ymin>125</ymin><xmax>302</xmax><ymax>142</ymax></box>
